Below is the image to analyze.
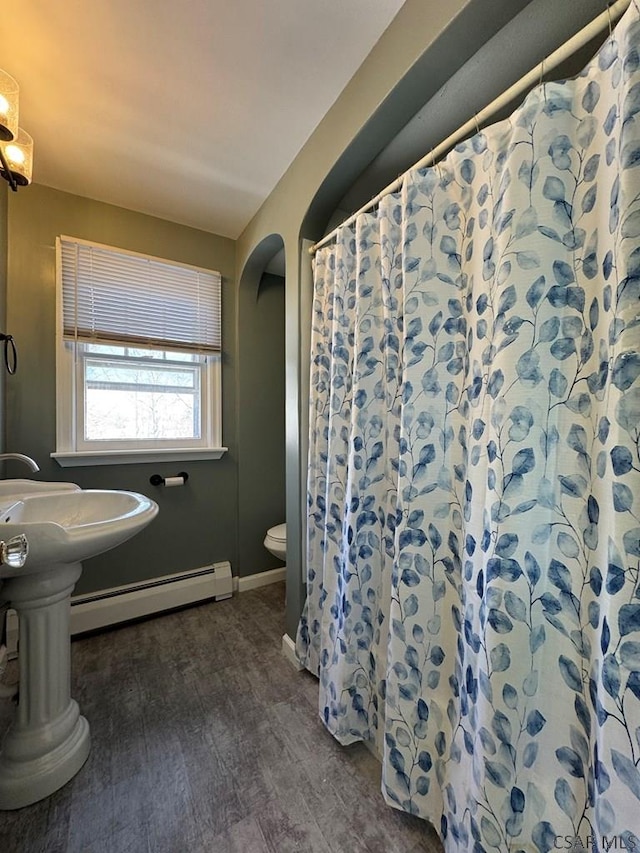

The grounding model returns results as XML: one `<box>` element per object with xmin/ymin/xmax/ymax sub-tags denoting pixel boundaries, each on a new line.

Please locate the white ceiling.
<box><xmin>0</xmin><ymin>0</ymin><xmax>405</xmax><ymax>239</ymax></box>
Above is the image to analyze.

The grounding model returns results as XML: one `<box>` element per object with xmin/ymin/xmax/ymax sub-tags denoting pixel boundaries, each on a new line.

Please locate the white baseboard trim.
<box><xmin>234</xmin><ymin>565</ymin><xmax>286</xmax><ymax>593</ymax></box>
<box><xmin>69</xmin><ymin>561</ymin><xmax>233</xmax><ymax>635</ymax></box>
<box><xmin>281</xmin><ymin>632</ymin><xmax>304</xmax><ymax>671</ymax></box>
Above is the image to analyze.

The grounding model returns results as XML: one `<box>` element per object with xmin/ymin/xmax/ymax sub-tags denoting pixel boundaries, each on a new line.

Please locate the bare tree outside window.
<box><xmin>82</xmin><ymin>345</ymin><xmax>202</xmax><ymax>441</ymax></box>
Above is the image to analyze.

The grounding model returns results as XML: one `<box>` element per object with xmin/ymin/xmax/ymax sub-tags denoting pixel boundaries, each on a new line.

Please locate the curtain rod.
<box><xmin>309</xmin><ymin>0</ymin><xmax>632</xmax><ymax>256</ymax></box>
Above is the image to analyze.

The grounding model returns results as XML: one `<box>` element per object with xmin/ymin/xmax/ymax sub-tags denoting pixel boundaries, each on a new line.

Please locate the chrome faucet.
<box><xmin>0</xmin><ymin>453</ymin><xmax>39</xmax><ymax>473</ymax></box>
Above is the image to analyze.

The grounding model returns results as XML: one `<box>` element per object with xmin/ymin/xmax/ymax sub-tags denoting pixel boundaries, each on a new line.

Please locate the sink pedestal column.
<box><xmin>0</xmin><ymin>561</ymin><xmax>90</xmax><ymax>809</ymax></box>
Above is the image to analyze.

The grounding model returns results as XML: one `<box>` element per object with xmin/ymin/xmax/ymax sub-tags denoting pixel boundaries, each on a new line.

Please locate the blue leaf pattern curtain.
<box><xmin>298</xmin><ymin>4</ymin><xmax>640</xmax><ymax>850</ymax></box>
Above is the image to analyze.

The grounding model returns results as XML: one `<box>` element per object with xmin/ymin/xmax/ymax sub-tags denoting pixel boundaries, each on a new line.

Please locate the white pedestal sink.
<box><xmin>0</xmin><ymin>482</ymin><xmax>158</xmax><ymax>810</ymax></box>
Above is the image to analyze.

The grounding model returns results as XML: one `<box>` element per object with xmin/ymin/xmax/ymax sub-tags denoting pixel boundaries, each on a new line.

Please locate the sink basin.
<box><xmin>0</xmin><ymin>479</ymin><xmax>80</xmax><ymax>498</ymax></box>
<box><xmin>0</xmin><ymin>489</ymin><xmax>158</xmax><ymax>575</ymax></box>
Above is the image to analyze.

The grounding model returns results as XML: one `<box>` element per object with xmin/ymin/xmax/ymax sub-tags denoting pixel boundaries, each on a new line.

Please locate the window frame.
<box><xmin>53</xmin><ymin>237</ymin><xmax>227</xmax><ymax>467</ymax></box>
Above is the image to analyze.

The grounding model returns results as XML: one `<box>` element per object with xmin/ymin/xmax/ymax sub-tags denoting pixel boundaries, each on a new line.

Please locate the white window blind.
<box><xmin>59</xmin><ymin>236</ymin><xmax>221</xmax><ymax>353</ymax></box>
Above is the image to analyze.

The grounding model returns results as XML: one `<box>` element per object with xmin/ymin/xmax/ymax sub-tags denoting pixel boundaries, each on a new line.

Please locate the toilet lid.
<box><xmin>267</xmin><ymin>523</ymin><xmax>286</xmax><ymax>543</ymax></box>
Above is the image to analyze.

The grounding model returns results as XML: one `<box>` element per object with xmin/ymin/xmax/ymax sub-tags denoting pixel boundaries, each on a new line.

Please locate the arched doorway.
<box><xmin>237</xmin><ymin>234</ymin><xmax>286</xmax><ymax>579</ymax></box>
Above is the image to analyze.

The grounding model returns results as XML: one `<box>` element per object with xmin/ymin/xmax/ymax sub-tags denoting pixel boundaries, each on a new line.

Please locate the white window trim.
<box><xmin>53</xmin><ymin>237</ymin><xmax>227</xmax><ymax>467</ymax></box>
<box><xmin>51</xmin><ymin>447</ymin><xmax>228</xmax><ymax>467</ymax></box>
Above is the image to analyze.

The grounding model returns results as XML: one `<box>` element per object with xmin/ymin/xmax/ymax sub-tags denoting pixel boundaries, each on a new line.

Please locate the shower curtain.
<box><xmin>298</xmin><ymin>3</ymin><xmax>640</xmax><ymax>850</ymax></box>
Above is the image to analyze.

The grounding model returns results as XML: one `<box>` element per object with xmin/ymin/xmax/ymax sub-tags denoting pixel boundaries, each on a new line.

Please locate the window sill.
<box><xmin>51</xmin><ymin>447</ymin><xmax>228</xmax><ymax>467</ymax></box>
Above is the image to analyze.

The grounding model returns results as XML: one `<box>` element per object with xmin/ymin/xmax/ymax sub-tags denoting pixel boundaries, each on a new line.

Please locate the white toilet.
<box><xmin>264</xmin><ymin>523</ymin><xmax>286</xmax><ymax>562</ymax></box>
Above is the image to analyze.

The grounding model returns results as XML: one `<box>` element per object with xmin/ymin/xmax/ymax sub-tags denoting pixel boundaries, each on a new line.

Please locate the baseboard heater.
<box><xmin>5</xmin><ymin>560</ymin><xmax>286</xmax><ymax>656</ymax></box>
<box><xmin>69</xmin><ymin>561</ymin><xmax>233</xmax><ymax>636</ymax></box>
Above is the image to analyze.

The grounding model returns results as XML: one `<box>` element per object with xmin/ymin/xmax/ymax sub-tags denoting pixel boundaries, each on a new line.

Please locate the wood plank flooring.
<box><xmin>0</xmin><ymin>582</ymin><xmax>443</xmax><ymax>853</ymax></box>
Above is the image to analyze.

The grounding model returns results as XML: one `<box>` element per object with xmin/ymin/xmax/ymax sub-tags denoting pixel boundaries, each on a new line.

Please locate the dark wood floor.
<box><xmin>0</xmin><ymin>582</ymin><xmax>443</xmax><ymax>853</ymax></box>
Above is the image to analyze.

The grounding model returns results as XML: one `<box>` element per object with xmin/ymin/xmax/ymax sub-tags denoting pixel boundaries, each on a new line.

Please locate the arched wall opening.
<box><xmin>237</xmin><ymin>234</ymin><xmax>286</xmax><ymax>578</ymax></box>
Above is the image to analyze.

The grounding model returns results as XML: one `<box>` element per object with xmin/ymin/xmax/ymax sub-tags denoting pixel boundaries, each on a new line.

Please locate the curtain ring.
<box><xmin>606</xmin><ymin>2</ymin><xmax>613</xmax><ymax>39</ymax></box>
<box><xmin>431</xmin><ymin>148</ymin><xmax>443</xmax><ymax>183</ymax></box>
<box><xmin>473</xmin><ymin>113</ymin><xmax>482</xmax><ymax>142</ymax></box>
<box><xmin>539</xmin><ymin>57</ymin><xmax>547</xmax><ymax>103</ymax></box>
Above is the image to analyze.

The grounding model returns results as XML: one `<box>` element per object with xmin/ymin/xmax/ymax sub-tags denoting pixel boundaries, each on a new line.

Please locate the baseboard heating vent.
<box><xmin>69</xmin><ymin>561</ymin><xmax>233</xmax><ymax>636</ymax></box>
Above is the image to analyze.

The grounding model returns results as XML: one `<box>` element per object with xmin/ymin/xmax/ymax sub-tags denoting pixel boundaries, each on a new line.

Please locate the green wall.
<box><xmin>238</xmin><ymin>272</ymin><xmax>286</xmax><ymax>574</ymax></box>
<box><xmin>6</xmin><ymin>184</ymin><xmax>239</xmax><ymax>593</ymax></box>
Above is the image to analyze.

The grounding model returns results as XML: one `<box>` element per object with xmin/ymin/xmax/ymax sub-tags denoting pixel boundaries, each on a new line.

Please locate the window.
<box><xmin>53</xmin><ymin>236</ymin><xmax>226</xmax><ymax>466</ymax></box>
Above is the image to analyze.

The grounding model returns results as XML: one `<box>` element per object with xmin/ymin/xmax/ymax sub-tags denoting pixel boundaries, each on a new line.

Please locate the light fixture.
<box><xmin>0</xmin><ymin>70</ymin><xmax>19</xmax><ymax>141</ymax></box>
<box><xmin>0</xmin><ymin>69</ymin><xmax>33</xmax><ymax>191</ymax></box>
<box><xmin>0</xmin><ymin>129</ymin><xmax>33</xmax><ymax>188</ymax></box>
